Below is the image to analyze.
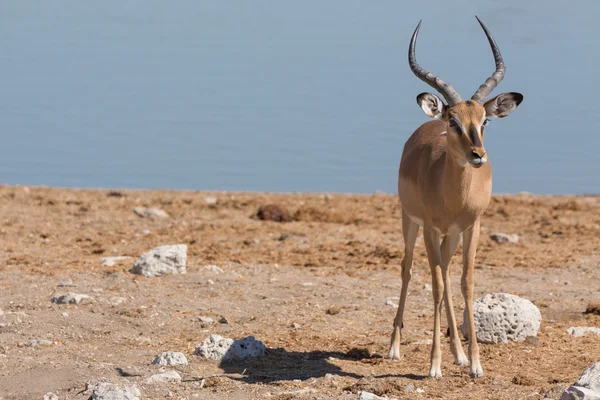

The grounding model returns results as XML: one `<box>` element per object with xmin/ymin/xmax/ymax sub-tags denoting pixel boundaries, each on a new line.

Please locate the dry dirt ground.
<box><xmin>0</xmin><ymin>186</ymin><xmax>599</xmax><ymax>400</ymax></box>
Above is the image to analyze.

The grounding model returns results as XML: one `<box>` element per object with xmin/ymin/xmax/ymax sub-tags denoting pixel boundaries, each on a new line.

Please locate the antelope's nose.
<box><xmin>471</xmin><ymin>147</ymin><xmax>486</xmax><ymax>160</ymax></box>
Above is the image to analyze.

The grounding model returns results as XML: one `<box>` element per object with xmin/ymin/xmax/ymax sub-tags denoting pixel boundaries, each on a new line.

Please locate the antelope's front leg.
<box><xmin>462</xmin><ymin>220</ymin><xmax>483</xmax><ymax>378</ymax></box>
<box><xmin>441</xmin><ymin>234</ymin><xmax>468</xmax><ymax>367</ymax></box>
<box><xmin>423</xmin><ymin>227</ymin><xmax>443</xmax><ymax>378</ymax></box>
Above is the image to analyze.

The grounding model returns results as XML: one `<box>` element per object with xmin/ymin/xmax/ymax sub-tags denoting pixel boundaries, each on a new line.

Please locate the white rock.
<box><xmin>207</xmin><ymin>279</ymin><xmax>215</xmax><ymax>285</ymax></box>
<box><xmin>204</xmin><ymin>265</ymin><xmax>223</xmax><ymax>274</ymax></box>
<box><xmin>411</xmin><ymin>339</ymin><xmax>433</xmax><ymax>345</ymax></box>
<box><xmin>133</xmin><ymin>207</ymin><xmax>169</xmax><ymax>218</ymax></box>
<box><xmin>57</xmin><ymin>280</ymin><xmax>77</xmax><ymax>287</ymax></box>
<box><xmin>109</xmin><ymin>297</ymin><xmax>127</xmax><ymax>306</ymax></box>
<box><xmin>52</xmin><ymin>293</ymin><xmax>92</xmax><ymax>305</ymax></box>
<box><xmin>198</xmin><ymin>316</ymin><xmax>214</xmax><ymax>324</ymax></box>
<box><xmin>358</xmin><ymin>392</ymin><xmax>388</xmax><ymax>400</ymax></box>
<box><xmin>461</xmin><ymin>293</ymin><xmax>541</xmax><ymax>343</ymax></box>
<box><xmin>489</xmin><ymin>232</ymin><xmax>519</xmax><ymax>244</ymax></box>
<box><xmin>145</xmin><ymin>370</ymin><xmax>182</xmax><ymax>384</ymax></box>
<box><xmin>44</xmin><ymin>393</ymin><xmax>58</xmax><ymax>400</ymax></box>
<box><xmin>577</xmin><ymin>362</ymin><xmax>600</xmax><ymax>392</ymax></box>
<box><xmin>384</xmin><ymin>299</ymin><xmax>398</xmax><ymax>307</ymax></box>
<box><xmin>130</xmin><ymin>245</ymin><xmax>187</xmax><ymax>277</ymax></box>
<box><xmin>101</xmin><ymin>256</ymin><xmax>132</xmax><ymax>267</ymax></box>
<box><xmin>567</xmin><ymin>327</ymin><xmax>600</xmax><ymax>337</ymax></box>
<box><xmin>26</xmin><ymin>339</ymin><xmax>54</xmax><ymax>347</ymax></box>
<box><xmin>422</xmin><ymin>284</ymin><xmax>432</xmax><ymax>291</ymax></box>
<box><xmin>90</xmin><ymin>382</ymin><xmax>141</xmax><ymax>400</ymax></box>
<box><xmin>205</xmin><ymin>197</ymin><xmax>218</xmax><ymax>205</ymax></box>
<box><xmin>152</xmin><ymin>351</ymin><xmax>188</xmax><ymax>366</ymax></box>
<box><xmin>561</xmin><ymin>386</ymin><xmax>600</xmax><ymax>400</ymax></box>
<box><xmin>195</xmin><ymin>334</ymin><xmax>266</xmax><ymax>361</ymax></box>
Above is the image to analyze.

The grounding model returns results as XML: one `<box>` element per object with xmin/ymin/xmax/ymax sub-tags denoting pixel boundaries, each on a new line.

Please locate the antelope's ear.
<box><xmin>417</xmin><ymin>93</ymin><xmax>446</xmax><ymax>119</ymax></box>
<box><xmin>484</xmin><ymin>92</ymin><xmax>523</xmax><ymax>118</ymax></box>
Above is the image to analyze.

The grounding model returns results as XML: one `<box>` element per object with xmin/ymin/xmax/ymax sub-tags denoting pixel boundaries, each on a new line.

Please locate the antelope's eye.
<box><xmin>448</xmin><ymin>119</ymin><xmax>458</xmax><ymax>128</ymax></box>
<box><xmin>482</xmin><ymin>119</ymin><xmax>490</xmax><ymax>127</ymax></box>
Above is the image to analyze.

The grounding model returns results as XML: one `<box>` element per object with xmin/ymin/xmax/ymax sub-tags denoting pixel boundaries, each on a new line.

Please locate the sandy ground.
<box><xmin>0</xmin><ymin>185</ymin><xmax>599</xmax><ymax>400</ymax></box>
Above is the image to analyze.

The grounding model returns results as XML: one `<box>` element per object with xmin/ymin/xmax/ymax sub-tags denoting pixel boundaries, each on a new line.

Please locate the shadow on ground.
<box><xmin>219</xmin><ymin>347</ymin><xmax>372</xmax><ymax>383</ymax></box>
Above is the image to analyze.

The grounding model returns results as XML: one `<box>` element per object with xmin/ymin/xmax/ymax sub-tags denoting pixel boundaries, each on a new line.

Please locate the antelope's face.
<box><xmin>417</xmin><ymin>93</ymin><xmax>523</xmax><ymax>168</ymax></box>
<box><xmin>408</xmin><ymin>16</ymin><xmax>524</xmax><ymax>169</ymax></box>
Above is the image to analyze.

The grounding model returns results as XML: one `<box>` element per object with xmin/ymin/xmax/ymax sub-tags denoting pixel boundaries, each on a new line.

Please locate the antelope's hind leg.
<box><xmin>387</xmin><ymin>209</ymin><xmax>419</xmax><ymax>360</ymax></box>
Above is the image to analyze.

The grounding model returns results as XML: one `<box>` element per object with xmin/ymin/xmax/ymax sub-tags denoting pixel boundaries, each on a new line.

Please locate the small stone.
<box><xmin>62</xmin><ymin>312</ymin><xmax>69</xmax><ymax>317</ymax></box>
<box><xmin>205</xmin><ymin>197</ymin><xmax>218</xmax><ymax>205</ymax></box>
<box><xmin>51</xmin><ymin>293</ymin><xmax>92</xmax><ymax>305</ymax></box>
<box><xmin>92</xmin><ymin>288</ymin><xmax>104</xmax><ymax>293</ymax></box>
<box><xmin>489</xmin><ymin>232</ymin><xmax>519</xmax><ymax>244</ymax></box>
<box><xmin>560</xmin><ymin>385</ymin><xmax>600</xmax><ymax>400</ymax></box>
<box><xmin>129</xmin><ymin>245</ymin><xmax>187</xmax><ymax>277</ymax></box>
<box><xmin>326</xmin><ymin>306</ymin><xmax>341</xmax><ymax>315</ymax></box>
<box><xmin>44</xmin><ymin>393</ymin><xmax>58</xmax><ymax>400</ymax></box>
<box><xmin>101</xmin><ymin>256</ymin><xmax>132</xmax><ymax>267</ymax></box>
<box><xmin>152</xmin><ymin>351</ymin><xmax>188</xmax><ymax>366</ymax></box>
<box><xmin>255</xmin><ymin>204</ymin><xmax>292</xmax><ymax>222</ymax></box>
<box><xmin>358</xmin><ymin>392</ymin><xmax>388</xmax><ymax>400</ymax></box>
<box><xmin>384</xmin><ymin>299</ymin><xmax>398</xmax><ymax>307</ymax></box>
<box><xmin>290</xmin><ymin>322</ymin><xmax>301</xmax><ymax>329</ymax></box>
<box><xmin>302</xmin><ymin>282</ymin><xmax>313</xmax><ymax>286</ymax></box>
<box><xmin>325</xmin><ymin>373</ymin><xmax>335</xmax><ymax>379</ymax></box>
<box><xmin>142</xmin><ymin>229</ymin><xmax>151</xmax><ymax>235</ymax></box>
<box><xmin>207</xmin><ymin>279</ymin><xmax>215</xmax><ymax>285</ymax></box>
<box><xmin>204</xmin><ymin>265</ymin><xmax>223</xmax><ymax>273</ymax></box>
<box><xmin>195</xmin><ymin>334</ymin><xmax>266</xmax><ymax>361</ymax></box>
<box><xmin>567</xmin><ymin>327</ymin><xmax>600</xmax><ymax>337</ymax></box>
<box><xmin>90</xmin><ymin>382</ymin><xmax>141</xmax><ymax>400</ymax></box>
<box><xmin>524</xmin><ymin>336</ymin><xmax>541</xmax><ymax>347</ymax></box>
<box><xmin>145</xmin><ymin>370</ymin><xmax>182</xmax><ymax>384</ymax></box>
<box><xmin>26</xmin><ymin>339</ymin><xmax>54</xmax><ymax>347</ymax></box>
<box><xmin>133</xmin><ymin>207</ymin><xmax>169</xmax><ymax>218</ymax></box>
<box><xmin>57</xmin><ymin>280</ymin><xmax>77</xmax><ymax>287</ymax></box>
<box><xmin>422</xmin><ymin>284</ymin><xmax>432</xmax><ymax>291</ymax></box>
<box><xmin>198</xmin><ymin>316</ymin><xmax>214</xmax><ymax>325</ymax></box>
<box><xmin>218</xmin><ymin>316</ymin><xmax>230</xmax><ymax>324</ymax></box>
<box><xmin>405</xmin><ymin>384</ymin><xmax>415</xmax><ymax>391</ymax></box>
<box><xmin>416</xmin><ymin>388</ymin><xmax>425</xmax><ymax>393</ymax></box>
<box><xmin>411</xmin><ymin>339</ymin><xmax>433</xmax><ymax>345</ymax></box>
<box><xmin>109</xmin><ymin>297</ymin><xmax>127</xmax><ymax>306</ymax></box>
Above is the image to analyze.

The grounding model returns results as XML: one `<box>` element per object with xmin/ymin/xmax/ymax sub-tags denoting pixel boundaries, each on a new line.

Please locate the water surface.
<box><xmin>1</xmin><ymin>1</ymin><xmax>598</xmax><ymax>194</ymax></box>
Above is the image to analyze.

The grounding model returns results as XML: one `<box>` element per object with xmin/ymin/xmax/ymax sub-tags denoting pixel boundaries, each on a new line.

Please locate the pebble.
<box><xmin>44</xmin><ymin>393</ymin><xmax>58</xmax><ymax>400</ymax></box>
<box><xmin>204</xmin><ymin>265</ymin><xmax>224</xmax><ymax>273</ymax></box>
<box><xmin>152</xmin><ymin>351</ymin><xmax>188</xmax><ymax>366</ymax></box>
<box><xmin>26</xmin><ymin>339</ymin><xmax>54</xmax><ymax>347</ymax></box>
<box><xmin>489</xmin><ymin>232</ymin><xmax>519</xmax><ymax>244</ymax></box>
<box><xmin>358</xmin><ymin>392</ymin><xmax>388</xmax><ymax>400</ymax></box>
<box><xmin>51</xmin><ymin>293</ymin><xmax>92</xmax><ymax>305</ymax></box>
<box><xmin>290</xmin><ymin>322</ymin><xmax>301</xmax><ymax>329</ymax></box>
<box><xmin>57</xmin><ymin>280</ymin><xmax>77</xmax><ymax>287</ymax></box>
<box><xmin>109</xmin><ymin>297</ymin><xmax>127</xmax><ymax>306</ymax></box>
<box><xmin>61</xmin><ymin>312</ymin><xmax>69</xmax><ymax>317</ymax></box>
<box><xmin>422</xmin><ymin>284</ymin><xmax>432</xmax><ymax>291</ymax></box>
<box><xmin>218</xmin><ymin>316</ymin><xmax>230</xmax><ymax>324</ymax></box>
<box><xmin>384</xmin><ymin>299</ymin><xmax>398</xmax><ymax>307</ymax></box>
<box><xmin>198</xmin><ymin>316</ymin><xmax>214</xmax><ymax>324</ymax></box>
<box><xmin>145</xmin><ymin>370</ymin><xmax>182</xmax><ymax>384</ymax></box>
<box><xmin>205</xmin><ymin>197</ymin><xmax>218</xmax><ymax>205</ymax></box>
<box><xmin>411</xmin><ymin>339</ymin><xmax>433</xmax><ymax>345</ymax></box>
<box><xmin>567</xmin><ymin>327</ymin><xmax>600</xmax><ymax>337</ymax></box>
<box><xmin>207</xmin><ymin>279</ymin><xmax>215</xmax><ymax>285</ymax></box>
<box><xmin>133</xmin><ymin>207</ymin><xmax>169</xmax><ymax>218</ymax></box>
<box><xmin>101</xmin><ymin>256</ymin><xmax>132</xmax><ymax>267</ymax></box>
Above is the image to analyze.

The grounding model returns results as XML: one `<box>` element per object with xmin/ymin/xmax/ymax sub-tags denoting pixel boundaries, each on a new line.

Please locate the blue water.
<box><xmin>1</xmin><ymin>1</ymin><xmax>599</xmax><ymax>194</ymax></box>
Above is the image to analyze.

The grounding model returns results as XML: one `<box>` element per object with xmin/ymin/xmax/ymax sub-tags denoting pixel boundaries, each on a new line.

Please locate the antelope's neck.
<box><xmin>442</xmin><ymin>154</ymin><xmax>491</xmax><ymax>214</ymax></box>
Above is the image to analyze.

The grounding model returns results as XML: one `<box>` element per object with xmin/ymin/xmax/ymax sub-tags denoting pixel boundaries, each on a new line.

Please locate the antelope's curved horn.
<box><xmin>409</xmin><ymin>20</ymin><xmax>462</xmax><ymax>106</ymax></box>
<box><xmin>471</xmin><ymin>16</ymin><xmax>506</xmax><ymax>103</ymax></box>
